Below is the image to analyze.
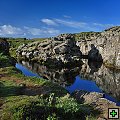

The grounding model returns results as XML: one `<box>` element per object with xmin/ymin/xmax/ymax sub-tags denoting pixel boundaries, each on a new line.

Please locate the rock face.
<box><xmin>17</xmin><ymin>34</ymin><xmax>82</xmax><ymax>67</ymax></box>
<box><xmin>76</xmin><ymin>26</ymin><xmax>120</xmax><ymax>69</ymax></box>
<box><xmin>17</xmin><ymin>26</ymin><xmax>120</xmax><ymax>69</ymax></box>
<box><xmin>0</xmin><ymin>38</ymin><xmax>9</xmax><ymax>55</ymax></box>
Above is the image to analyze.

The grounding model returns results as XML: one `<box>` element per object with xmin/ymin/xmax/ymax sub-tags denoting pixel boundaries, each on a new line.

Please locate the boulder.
<box><xmin>73</xmin><ymin>90</ymin><xmax>104</xmax><ymax>104</ymax></box>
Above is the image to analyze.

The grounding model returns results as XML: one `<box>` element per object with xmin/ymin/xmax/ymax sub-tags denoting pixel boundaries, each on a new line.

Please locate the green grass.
<box><xmin>74</xmin><ymin>32</ymin><xmax>100</xmax><ymax>41</ymax></box>
<box><xmin>0</xmin><ymin>53</ymin><xmax>14</xmax><ymax>67</ymax></box>
<box><xmin>0</xmin><ymin>80</ymin><xmax>21</xmax><ymax>97</ymax></box>
<box><xmin>8</xmin><ymin>38</ymin><xmax>45</xmax><ymax>58</ymax></box>
<box><xmin>1</xmin><ymin>93</ymin><xmax>98</xmax><ymax>120</ymax></box>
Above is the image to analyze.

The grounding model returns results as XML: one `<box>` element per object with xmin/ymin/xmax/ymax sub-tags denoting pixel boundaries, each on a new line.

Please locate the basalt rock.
<box><xmin>17</xmin><ymin>34</ymin><xmax>83</xmax><ymax>67</ymax></box>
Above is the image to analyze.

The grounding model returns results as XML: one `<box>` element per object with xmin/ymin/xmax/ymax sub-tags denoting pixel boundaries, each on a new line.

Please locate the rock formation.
<box><xmin>17</xmin><ymin>26</ymin><xmax>120</xmax><ymax>69</ymax></box>
<box><xmin>72</xmin><ymin>90</ymin><xmax>120</xmax><ymax>119</ymax></box>
<box><xmin>0</xmin><ymin>38</ymin><xmax>9</xmax><ymax>55</ymax></box>
<box><xmin>76</xmin><ymin>26</ymin><xmax>120</xmax><ymax>69</ymax></box>
<box><xmin>17</xmin><ymin>34</ymin><xmax>82</xmax><ymax>67</ymax></box>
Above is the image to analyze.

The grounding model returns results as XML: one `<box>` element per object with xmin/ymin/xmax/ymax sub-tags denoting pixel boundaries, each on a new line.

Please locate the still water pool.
<box><xmin>16</xmin><ymin>61</ymin><xmax>120</xmax><ymax>106</ymax></box>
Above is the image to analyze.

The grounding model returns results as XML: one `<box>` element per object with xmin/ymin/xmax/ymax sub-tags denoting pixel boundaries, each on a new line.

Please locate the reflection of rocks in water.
<box><xmin>20</xmin><ymin>61</ymin><xmax>82</xmax><ymax>86</ymax></box>
<box><xmin>88</xmin><ymin>60</ymin><xmax>102</xmax><ymax>74</ymax></box>
<box><xmin>81</xmin><ymin>60</ymin><xmax>120</xmax><ymax>101</ymax></box>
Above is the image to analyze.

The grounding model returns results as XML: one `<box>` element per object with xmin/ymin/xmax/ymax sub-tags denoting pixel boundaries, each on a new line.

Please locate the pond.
<box><xmin>16</xmin><ymin>60</ymin><xmax>120</xmax><ymax>106</ymax></box>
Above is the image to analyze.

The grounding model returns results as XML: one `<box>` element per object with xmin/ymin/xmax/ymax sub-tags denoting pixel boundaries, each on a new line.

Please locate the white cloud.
<box><xmin>55</xmin><ymin>19</ymin><xmax>87</xmax><ymax>28</ymax></box>
<box><xmin>41</xmin><ymin>18</ymin><xmax>115</xmax><ymax>31</ymax></box>
<box><xmin>63</xmin><ymin>15</ymin><xmax>72</xmax><ymax>18</ymax></box>
<box><xmin>41</xmin><ymin>18</ymin><xmax>95</xmax><ymax>30</ymax></box>
<box><xmin>0</xmin><ymin>24</ymin><xmax>60</xmax><ymax>37</ymax></box>
<box><xmin>93</xmin><ymin>23</ymin><xmax>114</xmax><ymax>28</ymax></box>
<box><xmin>0</xmin><ymin>25</ymin><xmax>24</xmax><ymax>35</ymax></box>
<box><xmin>24</xmin><ymin>26</ymin><xmax>60</xmax><ymax>36</ymax></box>
<box><xmin>41</xmin><ymin>19</ymin><xmax>57</xmax><ymax>26</ymax></box>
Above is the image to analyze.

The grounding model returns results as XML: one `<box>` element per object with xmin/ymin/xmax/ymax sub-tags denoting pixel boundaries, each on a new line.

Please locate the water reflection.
<box><xmin>81</xmin><ymin>60</ymin><xmax>120</xmax><ymax>102</ymax></box>
<box><xmin>16</xmin><ymin>60</ymin><xmax>120</xmax><ymax>104</ymax></box>
<box><xmin>17</xmin><ymin>60</ymin><xmax>82</xmax><ymax>86</ymax></box>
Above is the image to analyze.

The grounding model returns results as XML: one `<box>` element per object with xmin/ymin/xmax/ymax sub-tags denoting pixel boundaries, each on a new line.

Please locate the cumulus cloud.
<box><xmin>24</xmin><ymin>26</ymin><xmax>60</xmax><ymax>36</ymax></box>
<box><xmin>41</xmin><ymin>19</ymin><xmax>57</xmax><ymax>26</ymax></box>
<box><xmin>0</xmin><ymin>25</ymin><xmax>24</xmax><ymax>35</ymax></box>
<box><xmin>0</xmin><ymin>20</ymin><xmax>115</xmax><ymax>38</ymax></box>
<box><xmin>0</xmin><ymin>24</ymin><xmax>60</xmax><ymax>37</ymax></box>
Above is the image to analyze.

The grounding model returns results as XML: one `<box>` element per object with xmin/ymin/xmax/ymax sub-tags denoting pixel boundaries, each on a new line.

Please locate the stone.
<box><xmin>73</xmin><ymin>90</ymin><xmax>104</xmax><ymax>104</ymax></box>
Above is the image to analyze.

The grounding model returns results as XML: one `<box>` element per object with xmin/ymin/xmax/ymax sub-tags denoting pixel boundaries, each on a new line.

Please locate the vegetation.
<box><xmin>74</xmin><ymin>32</ymin><xmax>100</xmax><ymax>41</ymax></box>
<box><xmin>1</xmin><ymin>94</ymin><xmax>95</xmax><ymax>120</ymax></box>
<box><xmin>8</xmin><ymin>38</ymin><xmax>45</xmax><ymax>58</ymax></box>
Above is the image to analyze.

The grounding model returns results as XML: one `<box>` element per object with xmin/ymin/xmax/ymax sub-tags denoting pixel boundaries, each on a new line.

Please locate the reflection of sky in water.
<box><xmin>16</xmin><ymin>63</ymin><xmax>120</xmax><ymax>106</ymax></box>
<box><xmin>16</xmin><ymin>63</ymin><xmax>40</xmax><ymax>77</ymax></box>
<box><xmin>66</xmin><ymin>76</ymin><xmax>102</xmax><ymax>94</ymax></box>
<box><xmin>66</xmin><ymin>75</ymin><xmax>120</xmax><ymax>106</ymax></box>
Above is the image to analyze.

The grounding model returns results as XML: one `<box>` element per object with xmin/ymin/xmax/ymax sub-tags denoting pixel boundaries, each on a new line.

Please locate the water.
<box><xmin>16</xmin><ymin>60</ymin><xmax>120</xmax><ymax>106</ymax></box>
<box><xmin>16</xmin><ymin>63</ymin><xmax>40</xmax><ymax>77</ymax></box>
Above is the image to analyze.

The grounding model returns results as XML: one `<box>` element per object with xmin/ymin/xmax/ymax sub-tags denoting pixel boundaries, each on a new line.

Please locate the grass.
<box><xmin>1</xmin><ymin>93</ymin><xmax>99</xmax><ymax>120</ymax></box>
<box><xmin>8</xmin><ymin>38</ymin><xmax>45</xmax><ymax>58</ymax></box>
<box><xmin>0</xmin><ymin>53</ymin><xmax>16</xmax><ymax>68</ymax></box>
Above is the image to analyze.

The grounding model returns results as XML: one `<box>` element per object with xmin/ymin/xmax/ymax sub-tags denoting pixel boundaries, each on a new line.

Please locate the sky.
<box><xmin>0</xmin><ymin>0</ymin><xmax>120</xmax><ymax>38</ymax></box>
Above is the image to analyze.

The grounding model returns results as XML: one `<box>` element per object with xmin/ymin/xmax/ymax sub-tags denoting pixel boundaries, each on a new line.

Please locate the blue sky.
<box><xmin>0</xmin><ymin>0</ymin><xmax>120</xmax><ymax>38</ymax></box>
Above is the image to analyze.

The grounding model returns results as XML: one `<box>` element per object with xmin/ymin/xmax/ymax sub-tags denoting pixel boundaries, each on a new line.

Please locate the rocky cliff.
<box><xmin>17</xmin><ymin>34</ymin><xmax>82</xmax><ymax>67</ymax></box>
<box><xmin>17</xmin><ymin>26</ymin><xmax>120</xmax><ymax>69</ymax></box>
<box><xmin>76</xmin><ymin>26</ymin><xmax>120</xmax><ymax>69</ymax></box>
